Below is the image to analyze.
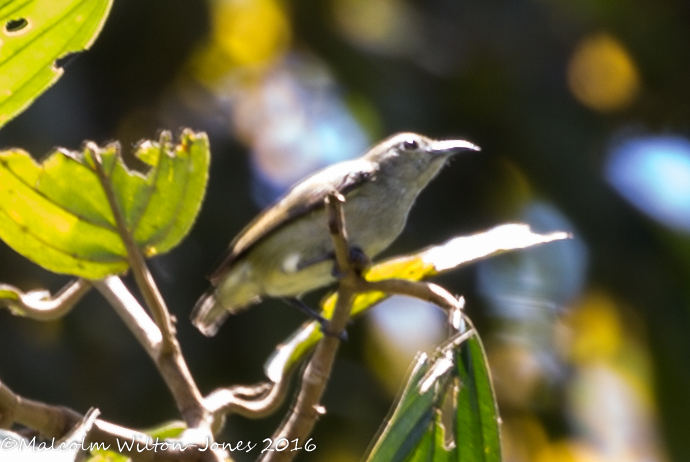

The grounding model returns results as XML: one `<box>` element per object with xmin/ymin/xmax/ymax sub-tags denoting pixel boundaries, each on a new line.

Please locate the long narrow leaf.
<box><xmin>367</xmin><ymin>353</ymin><xmax>447</xmax><ymax>462</ymax></box>
<box><xmin>367</xmin><ymin>324</ymin><xmax>502</xmax><ymax>462</ymax></box>
<box><xmin>455</xmin><ymin>332</ymin><xmax>502</xmax><ymax>462</ymax></box>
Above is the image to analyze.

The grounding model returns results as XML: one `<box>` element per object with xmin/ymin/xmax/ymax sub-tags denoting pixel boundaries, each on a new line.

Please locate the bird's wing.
<box><xmin>209</xmin><ymin>160</ymin><xmax>377</xmax><ymax>284</ymax></box>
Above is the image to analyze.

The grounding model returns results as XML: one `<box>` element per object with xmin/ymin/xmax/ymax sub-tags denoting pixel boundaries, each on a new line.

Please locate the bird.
<box><xmin>192</xmin><ymin>132</ymin><xmax>479</xmax><ymax>336</ymax></box>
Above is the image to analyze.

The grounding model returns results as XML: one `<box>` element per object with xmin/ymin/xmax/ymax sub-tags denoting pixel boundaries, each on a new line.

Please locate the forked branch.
<box><xmin>262</xmin><ymin>193</ymin><xmax>463</xmax><ymax>462</ymax></box>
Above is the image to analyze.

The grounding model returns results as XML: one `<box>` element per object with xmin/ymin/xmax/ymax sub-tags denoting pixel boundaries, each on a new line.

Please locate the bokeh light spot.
<box><xmin>567</xmin><ymin>34</ymin><xmax>640</xmax><ymax>112</ymax></box>
<box><xmin>534</xmin><ymin>440</ymin><xmax>606</xmax><ymax>462</ymax></box>
<box><xmin>606</xmin><ymin>135</ymin><xmax>690</xmax><ymax>232</ymax></box>
<box><xmin>331</xmin><ymin>0</ymin><xmax>420</xmax><ymax>55</ymax></box>
<box><xmin>364</xmin><ymin>296</ymin><xmax>446</xmax><ymax>394</ymax></box>
<box><xmin>563</xmin><ymin>291</ymin><xmax>623</xmax><ymax>364</ymax></box>
<box><xmin>212</xmin><ymin>0</ymin><xmax>290</xmax><ymax>66</ymax></box>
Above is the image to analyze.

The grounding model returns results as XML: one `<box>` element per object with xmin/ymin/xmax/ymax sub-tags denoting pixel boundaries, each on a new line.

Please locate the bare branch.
<box><xmin>94</xmin><ymin>277</ymin><xmax>162</xmax><ymax>354</ymax></box>
<box><xmin>86</xmin><ymin>144</ymin><xmax>211</xmax><ymax>431</ymax></box>
<box><xmin>327</xmin><ymin>192</ymin><xmax>352</xmax><ymax>278</ymax></box>
<box><xmin>205</xmin><ymin>379</ymin><xmax>290</xmax><ymax>430</ymax></box>
<box><xmin>0</xmin><ymin>278</ymin><xmax>91</xmax><ymax>321</ymax></box>
<box><xmin>1</xmin><ymin>377</ymin><xmax>225</xmax><ymax>461</ymax></box>
<box><xmin>362</xmin><ymin>279</ymin><xmax>462</xmax><ymax>312</ymax></box>
<box><xmin>259</xmin><ymin>193</ymin><xmax>468</xmax><ymax>461</ymax></box>
<box><xmin>261</xmin><ymin>192</ymin><xmax>359</xmax><ymax>462</ymax></box>
<box><xmin>86</xmin><ymin>143</ymin><xmax>177</xmax><ymax>354</ymax></box>
<box><xmin>92</xmin><ymin>277</ymin><xmax>211</xmax><ymax>434</ymax></box>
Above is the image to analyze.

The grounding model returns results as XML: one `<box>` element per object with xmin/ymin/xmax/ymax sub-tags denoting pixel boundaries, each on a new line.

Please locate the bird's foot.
<box><xmin>331</xmin><ymin>246</ymin><xmax>370</xmax><ymax>278</ymax></box>
<box><xmin>348</xmin><ymin>246</ymin><xmax>371</xmax><ymax>273</ymax></box>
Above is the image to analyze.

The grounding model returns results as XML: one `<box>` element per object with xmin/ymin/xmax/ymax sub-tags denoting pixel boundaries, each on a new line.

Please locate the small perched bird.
<box><xmin>192</xmin><ymin>132</ymin><xmax>479</xmax><ymax>336</ymax></box>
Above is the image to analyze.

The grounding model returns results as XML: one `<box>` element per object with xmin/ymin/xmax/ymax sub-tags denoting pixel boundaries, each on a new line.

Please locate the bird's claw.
<box><xmin>319</xmin><ymin>319</ymin><xmax>348</xmax><ymax>341</ymax></box>
<box><xmin>331</xmin><ymin>246</ymin><xmax>370</xmax><ymax>278</ymax></box>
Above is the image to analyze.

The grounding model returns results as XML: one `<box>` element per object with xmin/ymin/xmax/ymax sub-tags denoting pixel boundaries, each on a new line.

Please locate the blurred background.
<box><xmin>1</xmin><ymin>0</ymin><xmax>689</xmax><ymax>461</ymax></box>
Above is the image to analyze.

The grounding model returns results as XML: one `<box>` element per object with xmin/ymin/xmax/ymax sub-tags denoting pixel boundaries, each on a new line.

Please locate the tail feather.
<box><xmin>191</xmin><ymin>290</ymin><xmax>230</xmax><ymax>337</ymax></box>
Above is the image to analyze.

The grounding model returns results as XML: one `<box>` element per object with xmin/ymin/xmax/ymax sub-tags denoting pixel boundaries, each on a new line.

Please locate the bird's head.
<box><xmin>365</xmin><ymin>132</ymin><xmax>480</xmax><ymax>186</ymax></box>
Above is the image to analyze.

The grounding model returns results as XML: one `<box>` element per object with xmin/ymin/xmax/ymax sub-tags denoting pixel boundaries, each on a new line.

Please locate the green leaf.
<box><xmin>366</xmin><ymin>325</ymin><xmax>502</xmax><ymax>462</ymax></box>
<box><xmin>264</xmin><ymin>225</ymin><xmax>569</xmax><ymax>382</ymax></box>
<box><xmin>0</xmin><ymin>130</ymin><xmax>210</xmax><ymax>278</ymax></box>
<box><xmin>455</xmin><ymin>332</ymin><xmax>502</xmax><ymax>462</ymax></box>
<box><xmin>0</xmin><ymin>0</ymin><xmax>113</xmax><ymax>129</ymax></box>
<box><xmin>0</xmin><ymin>284</ymin><xmax>20</xmax><ymax>303</ymax></box>
<box><xmin>366</xmin><ymin>354</ymin><xmax>442</xmax><ymax>462</ymax></box>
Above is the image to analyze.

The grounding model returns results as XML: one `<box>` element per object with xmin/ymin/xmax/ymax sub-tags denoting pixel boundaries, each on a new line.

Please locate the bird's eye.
<box><xmin>402</xmin><ymin>139</ymin><xmax>418</xmax><ymax>150</ymax></box>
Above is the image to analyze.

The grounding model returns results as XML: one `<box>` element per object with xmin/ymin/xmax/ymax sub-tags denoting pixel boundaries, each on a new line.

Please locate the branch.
<box><xmin>87</xmin><ymin>142</ymin><xmax>176</xmax><ymax>354</ymax></box>
<box><xmin>93</xmin><ymin>277</ymin><xmax>211</xmax><ymax>434</ymax></box>
<box><xmin>363</xmin><ymin>279</ymin><xmax>461</xmax><ymax>312</ymax></box>
<box><xmin>0</xmin><ymin>278</ymin><xmax>91</xmax><ymax>321</ymax></box>
<box><xmin>88</xmin><ymin>143</ymin><xmax>211</xmax><ymax>432</ymax></box>
<box><xmin>0</xmin><ymin>378</ymin><xmax>222</xmax><ymax>462</ymax></box>
<box><xmin>205</xmin><ymin>379</ymin><xmax>290</xmax><ymax>433</ymax></box>
<box><xmin>261</xmin><ymin>192</ymin><xmax>359</xmax><ymax>462</ymax></box>
<box><xmin>259</xmin><ymin>193</ymin><xmax>466</xmax><ymax>462</ymax></box>
<box><xmin>93</xmin><ymin>277</ymin><xmax>162</xmax><ymax>355</ymax></box>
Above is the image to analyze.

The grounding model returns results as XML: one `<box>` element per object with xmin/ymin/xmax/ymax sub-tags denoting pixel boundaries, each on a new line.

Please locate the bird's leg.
<box><xmin>282</xmin><ymin>297</ymin><xmax>348</xmax><ymax>341</ymax></box>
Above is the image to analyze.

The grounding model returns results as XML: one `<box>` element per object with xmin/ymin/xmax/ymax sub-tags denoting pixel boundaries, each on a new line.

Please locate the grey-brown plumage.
<box><xmin>192</xmin><ymin>132</ymin><xmax>479</xmax><ymax>336</ymax></box>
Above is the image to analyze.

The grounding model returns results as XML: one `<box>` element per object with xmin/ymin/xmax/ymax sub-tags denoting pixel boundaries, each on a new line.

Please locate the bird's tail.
<box><xmin>191</xmin><ymin>289</ymin><xmax>231</xmax><ymax>337</ymax></box>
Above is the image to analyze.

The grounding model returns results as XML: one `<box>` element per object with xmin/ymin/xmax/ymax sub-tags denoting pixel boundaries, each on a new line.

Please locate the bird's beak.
<box><xmin>428</xmin><ymin>139</ymin><xmax>481</xmax><ymax>156</ymax></box>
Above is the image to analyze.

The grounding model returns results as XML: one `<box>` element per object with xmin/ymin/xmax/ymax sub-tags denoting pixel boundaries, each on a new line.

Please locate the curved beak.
<box><xmin>428</xmin><ymin>139</ymin><xmax>481</xmax><ymax>156</ymax></box>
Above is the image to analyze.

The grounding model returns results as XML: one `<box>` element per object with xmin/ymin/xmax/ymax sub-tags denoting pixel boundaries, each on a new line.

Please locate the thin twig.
<box><xmin>261</xmin><ymin>192</ymin><xmax>358</xmax><ymax>462</ymax></box>
<box><xmin>94</xmin><ymin>277</ymin><xmax>162</xmax><ymax>353</ymax></box>
<box><xmin>362</xmin><ymin>279</ymin><xmax>460</xmax><ymax>312</ymax></box>
<box><xmin>86</xmin><ymin>142</ymin><xmax>176</xmax><ymax>354</ymax></box>
<box><xmin>259</xmin><ymin>283</ymin><xmax>462</xmax><ymax>395</ymax></box>
<box><xmin>205</xmin><ymin>379</ymin><xmax>290</xmax><ymax>434</ymax></box>
<box><xmin>93</xmin><ymin>277</ymin><xmax>210</xmax><ymax>434</ymax></box>
<box><xmin>86</xmin><ymin>144</ymin><xmax>210</xmax><ymax>430</ymax></box>
<box><xmin>261</xmin><ymin>193</ymin><xmax>465</xmax><ymax>462</ymax></box>
<box><xmin>0</xmin><ymin>278</ymin><xmax>91</xmax><ymax>321</ymax></box>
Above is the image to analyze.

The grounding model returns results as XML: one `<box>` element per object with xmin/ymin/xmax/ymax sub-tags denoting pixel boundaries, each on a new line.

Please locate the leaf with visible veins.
<box><xmin>0</xmin><ymin>130</ymin><xmax>210</xmax><ymax>278</ymax></box>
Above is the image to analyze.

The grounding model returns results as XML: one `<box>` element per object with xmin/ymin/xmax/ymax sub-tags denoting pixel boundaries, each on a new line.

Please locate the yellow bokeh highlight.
<box><xmin>567</xmin><ymin>34</ymin><xmax>640</xmax><ymax>112</ymax></box>
<box><xmin>563</xmin><ymin>291</ymin><xmax>623</xmax><ymax>363</ymax></box>
<box><xmin>212</xmin><ymin>0</ymin><xmax>291</xmax><ymax>66</ymax></box>
<box><xmin>332</xmin><ymin>0</ymin><xmax>400</xmax><ymax>46</ymax></box>
<box><xmin>501</xmin><ymin>415</ymin><xmax>549</xmax><ymax>462</ymax></box>
<box><xmin>534</xmin><ymin>440</ymin><xmax>607</xmax><ymax>462</ymax></box>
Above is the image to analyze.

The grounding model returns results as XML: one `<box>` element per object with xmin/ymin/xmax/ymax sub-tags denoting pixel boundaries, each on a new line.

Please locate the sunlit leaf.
<box><xmin>0</xmin><ymin>0</ymin><xmax>113</xmax><ymax>128</ymax></box>
<box><xmin>360</xmin><ymin>321</ymin><xmax>501</xmax><ymax>462</ymax></box>
<box><xmin>366</xmin><ymin>324</ymin><xmax>502</xmax><ymax>462</ymax></box>
<box><xmin>455</xmin><ymin>331</ymin><xmax>502</xmax><ymax>461</ymax></box>
<box><xmin>0</xmin><ymin>284</ymin><xmax>20</xmax><ymax>303</ymax></box>
<box><xmin>0</xmin><ymin>130</ymin><xmax>210</xmax><ymax>278</ymax></box>
<box><xmin>366</xmin><ymin>353</ymin><xmax>441</xmax><ymax>462</ymax></box>
<box><xmin>265</xmin><ymin>225</ymin><xmax>569</xmax><ymax>380</ymax></box>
